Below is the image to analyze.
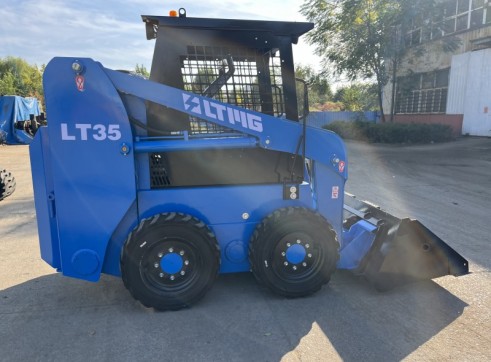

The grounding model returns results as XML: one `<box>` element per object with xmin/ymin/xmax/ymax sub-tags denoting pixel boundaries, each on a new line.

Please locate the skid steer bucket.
<box><xmin>344</xmin><ymin>195</ymin><xmax>469</xmax><ymax>291</ymax></box>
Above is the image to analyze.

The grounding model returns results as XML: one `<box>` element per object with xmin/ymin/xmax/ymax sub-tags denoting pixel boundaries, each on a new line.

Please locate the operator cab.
<box><xmin>141</xmin><ymin>9</ymin><xmax>313</xmax><ymax>187</ymax></box>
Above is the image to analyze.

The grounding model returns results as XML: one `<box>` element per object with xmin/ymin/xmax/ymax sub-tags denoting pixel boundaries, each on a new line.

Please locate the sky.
<box><xmin>0</xmin><ymin>0</ymin><xmax>321</xmax><ymax>71</ymax></box>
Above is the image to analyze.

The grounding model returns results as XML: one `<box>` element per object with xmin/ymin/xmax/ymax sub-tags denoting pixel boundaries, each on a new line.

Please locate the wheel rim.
<box><xmin>271</xmin><ymin>232</ymin><xmax>324</xmax><ymax>282</ymax></box>
<box><xmin>140</xmin><ymin>238</ymin><xmax>200</xmax><ymax>293</ymax></box>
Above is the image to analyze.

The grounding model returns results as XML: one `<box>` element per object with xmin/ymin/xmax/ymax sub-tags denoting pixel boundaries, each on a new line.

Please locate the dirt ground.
<box><xmin>0</xmin><ymin>138</ymin><xmax>490</xmax><ymax>361</ymax></box>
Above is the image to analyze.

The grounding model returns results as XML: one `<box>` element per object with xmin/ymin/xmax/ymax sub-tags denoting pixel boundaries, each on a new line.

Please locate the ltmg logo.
<box><xmin>182</xmin><ymin>93</ymin><xmax>263</xmax><ymax>133</ymax></box>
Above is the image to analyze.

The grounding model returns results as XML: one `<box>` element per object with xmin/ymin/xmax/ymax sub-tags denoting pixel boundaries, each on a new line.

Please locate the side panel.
<box><xmin>312</xmin><ymin>162</ymin><xmax>346</xmax><ymax>240</ymax></box>
<box><xmin>42</xmin><ymin>58</ymin><xmax>136</xmax><ymax>281</ymax></box>
<box><xmin>30</xmin><ymin>127</ymin><xmax>60</xmax><ymax>269</ymax></box>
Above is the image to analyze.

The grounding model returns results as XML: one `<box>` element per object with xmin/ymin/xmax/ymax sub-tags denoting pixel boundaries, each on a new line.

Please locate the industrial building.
<box><xmin>383</xmin><ymin>0</ymin><xmax>491</xmax><ymax>136</ymax></box>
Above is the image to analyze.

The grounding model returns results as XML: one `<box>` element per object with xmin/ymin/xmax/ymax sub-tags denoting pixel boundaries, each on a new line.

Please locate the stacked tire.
<box><xmin>0</xmin><ymin>168</ymin><xmax>16</xmax><ymax>201</ymax></box>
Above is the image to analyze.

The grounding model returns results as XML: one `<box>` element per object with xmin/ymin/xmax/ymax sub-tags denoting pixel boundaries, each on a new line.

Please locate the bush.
<box><xmin>324</xmin><ymin>121</ymin><xmax>367</xmax><ymax>141</ymax></box>
<box><xmin>323</xmin><ymin>121</ymin><xmax>454</xmax><ymax>144</ymax></box>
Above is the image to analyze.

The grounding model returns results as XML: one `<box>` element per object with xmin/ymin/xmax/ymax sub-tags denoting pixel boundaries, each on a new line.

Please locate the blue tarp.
<box><xmin>0</xmin><ymin>96</ymin><xmax>41</xmax><ymax>144</ymax></box>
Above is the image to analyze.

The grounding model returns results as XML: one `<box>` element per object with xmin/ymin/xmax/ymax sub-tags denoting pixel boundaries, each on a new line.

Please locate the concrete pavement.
<box><xmin>1</xmin><ymin>138</ymin><xmax>490</xmax><ymax>361</ymax></box>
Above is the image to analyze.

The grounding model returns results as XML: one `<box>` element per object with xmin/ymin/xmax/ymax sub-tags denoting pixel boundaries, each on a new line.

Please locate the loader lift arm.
<box><xmin>105</xmin><ymin>67</ymin><xmax>347</xmax><ymax>173</ymax></box>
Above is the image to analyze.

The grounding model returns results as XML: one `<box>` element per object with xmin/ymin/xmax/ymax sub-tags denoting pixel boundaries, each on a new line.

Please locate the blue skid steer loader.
<box><xmin>30</xmin><ymin>9</ymin><xmax>468</xmax><ymax>310</ymax></box>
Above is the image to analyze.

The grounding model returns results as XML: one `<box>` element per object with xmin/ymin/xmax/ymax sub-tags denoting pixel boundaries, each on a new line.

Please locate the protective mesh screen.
<box><xmin>181</xmin><ymin>46</ymin><xmax>284</xmax><ymax>134</ymax></box>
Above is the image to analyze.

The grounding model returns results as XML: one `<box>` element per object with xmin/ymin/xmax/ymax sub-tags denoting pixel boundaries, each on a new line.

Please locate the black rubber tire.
<box><xmin>30</xmin><ymin>119</ymin><xmax>39</xmax><ymax>135</ymax></box>
<box><xmin>249</xmin><ymin>207</ymin><xmax>339</xmax><ymax>298</ymax></box>
<box><xmin>121</xmin><ymin>213</ymin><xmax>220</xmax><ymax>311</ymax></box>
<box><xmin>0</xmin><ymin>169</ymin><xmax>16</xmax><ymax>201</ymax></box>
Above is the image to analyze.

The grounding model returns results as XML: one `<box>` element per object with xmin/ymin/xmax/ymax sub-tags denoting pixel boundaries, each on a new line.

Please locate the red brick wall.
<box><xmin>383</xmin><ymin>114</ymin><xmax>463</xmax><ymax>136</ymax></box>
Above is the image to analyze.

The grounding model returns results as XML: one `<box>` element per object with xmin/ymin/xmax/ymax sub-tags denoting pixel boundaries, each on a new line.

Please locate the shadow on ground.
<box><xmin>0</xmin><ymin>271</ymin><xmax>467</xmax><ymax>361</ymax></box>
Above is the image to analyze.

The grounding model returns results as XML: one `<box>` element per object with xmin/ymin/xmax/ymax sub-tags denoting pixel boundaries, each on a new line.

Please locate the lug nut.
<box><xmin>180</xmin><ymin>271</ymin><xmax>185</xmax><ymax>276</ymax></box>
<box><xmin>305</xmin><ymin>244</ymin><xmax>310</xmax><ymax>248</ymax></box>
<box><xmin>169</xmin><ymin>248</ymin><xmax>174</xmax><ymax>253</ymax></box>
<box><xmin>286</xmin><ymin>243</ymin><xmax>291</xmax><ymax>247</ymax></box>
<box><xmin>284</xmin><ymin>261</ymin><xmax>289</xmax><ymax>266</ymax></box>
<box><xmin>281</xmin><ymin>252</ymin><xmax>286</xmax><ymax>257</ymax></box>
<box><xmin>308</xmin><ymin>253</ymin><xmax>312</xmax><ymax>258</ymax></box>
<box><xmin>179</xmin><ymin>250</ymin><xmax>185</xmax><ymax>256</ymax></box>
<box><xmin>158</xmin><ymin>252</ymin><xmax>163</xmax><ymax>258</ymax></box>
<box><xmin>292</xmin><ymin>266</ymin><xmax>297</xmax><ymax>271</ymax></box>
<box><xmin>154</xmin><ymin>263</ymin><xmax>159</xmax><ymax>268</ymax></box>
<box><xmin>159</xmin><ymin>273</ymin><xmax>164</xmax><ymax>278</ymax></box>
<box><xmin>170</xmin><ymin>275</ymin><xmax>175</xmax><ymax>281</ymax></box>
<box><xmin>184</xmin><ymin>260</ymin><xmax>189</xmax><ymax>266</ymax></box>
<box><xmin>302</xmin><ymin>262</ymin><xmax>307</xmax><ymax>267</ymax></box>
<box><xmin>296</xmin><ymin>240</ymin><xmax>301</xmax><ymax>244</ymax></box>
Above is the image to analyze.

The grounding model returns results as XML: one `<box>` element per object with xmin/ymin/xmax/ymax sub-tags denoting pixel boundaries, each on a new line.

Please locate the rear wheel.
<box><xmin>121</xmin><ymin>213</ymin><xmax>220</xmax><ymax>310</ymax></box>
<box><xmin>0</xmin><ymin>169</ymin><xmax>16</xmax><ymax>201</ymax></box>
<box><xmin>249</xmin><ymin>207</ymin><xmax>339</xmax><ymax>297</ymax></box>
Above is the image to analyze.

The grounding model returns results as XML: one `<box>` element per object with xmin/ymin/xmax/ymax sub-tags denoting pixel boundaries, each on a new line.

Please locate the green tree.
<box><xmin>0</xmin><ymin>57</ymin><xmax>44</xmax><ymax>104</ymax></box>
<box><xmin>295</xmin><ymin>65</ymin><xmax>333</xmax><ymax>107</ymax></box>
<box><xmin>300</xmin><ymin>0</ymin><xmax>449</xmax><ymax>122</ymax></box>
<box><xmin>135</xmin><ymin>64</ymin><xmax>150</xmax><ymax>78</ymax></box>
<box><xmin>333</xmin><ymin>83</ymin><xmax>378</xmax><ymax>111</ymax></box>
<box><xmin>0</xmin><ymin>71</ymin><xmax>16</xmax><ymax>95</ymax></box>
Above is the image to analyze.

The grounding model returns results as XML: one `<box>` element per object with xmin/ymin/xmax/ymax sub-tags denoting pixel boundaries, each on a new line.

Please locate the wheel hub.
<box><xmin>147</xmin><ymin>244</ymin><xmax>192</xmax><ymax>283</ymax></box>
<box><xmin>285</xmin><ymin>243</ymin><xmax>307</xmax><ymax>264</ymax></box>
<box><xmin>160</xmin><ymin>252</ymin><xmax>184</xmax><ymax>275</ymax></box>
<box><xmin>278</xmin><ymin>237</ymin><xmax>314</xmax><ymax>273</ymax></box>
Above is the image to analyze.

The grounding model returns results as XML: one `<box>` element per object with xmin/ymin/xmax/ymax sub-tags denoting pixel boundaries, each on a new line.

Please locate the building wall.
<box><xmin>390</xmin><ymin>114</ymin><xmax>463</xmax><ymax>137</ymax></box>
<box><xmin>448</xmin><ymin>49</ymin><xmax>491</xmax><ymax>136</ymax></box>
<box><xmin>398</xmin><ymin>26</ymin><xmax>491</xmax><ymax>73</ymax></box>
<box><xmin>383</xmin><ymin>1</ymin><xmax>491</xmax><ymax>136</ymax></box>
<box><xmin>383</xmin><ymin>26</ymin><xmax>491</xmax><ymax>114</ymax></box>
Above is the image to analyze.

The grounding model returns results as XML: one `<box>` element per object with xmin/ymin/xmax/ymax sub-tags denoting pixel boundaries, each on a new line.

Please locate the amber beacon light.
<box><xmin>169</xmin><ymin>8</ymin><xmax>186</xmax><ymax>17</ymax></box>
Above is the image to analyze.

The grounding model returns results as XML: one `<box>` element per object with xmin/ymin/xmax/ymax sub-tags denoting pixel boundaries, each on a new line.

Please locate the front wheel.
<box><xmin>121</xmin><ymin>213</ymin><xmax>220</xmax><ymax>311</ymax></box>
<box><xmin>249</xmin><ymin>207</ymin><xmax>339</xmax><ymax>298</ymax></box>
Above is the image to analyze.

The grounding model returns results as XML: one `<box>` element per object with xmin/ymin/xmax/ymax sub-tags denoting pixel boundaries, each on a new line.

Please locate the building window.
<box><xmin>405</xmin><ymin>0</ymin><xmax>490</xmax><ymax>45</ymax></box>
<box><xmin>445</xmin><ymin>0</ymin><xmax>458</xmax><ymax>16</ymax></box>
<box><xmin>456</xmin><ymin>13</ymin><xmax>468</xmax><ymax>31</ymax></box>
<box><xmin>471</xmin><ymin>8</ymin><xmax>484</xmax><ymax>26</ymax></box>
<box><xmin>443</xmin><ymin>0</ymin><xmax>470</xmax><ymax>34</ymax></box>
<box><xmin>395</xmin><ymin>69</ymin><xmax>449</xmax><ymax>114</ymax></box>
<box><xmin>458</xmin><ymin>0</ymin><xmax>470</xmax><ymax>13</ymax></box>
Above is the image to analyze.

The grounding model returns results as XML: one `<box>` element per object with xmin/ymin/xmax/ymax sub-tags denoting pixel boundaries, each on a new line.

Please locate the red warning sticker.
<box><xmin>332</xmin><ymin>186</ymin><xmax>339</xmax><ymax>199</ymax></box>
<box><xmin>339</xmin><ymin>160</ymin><xmax>345</xmax><ymax>173</ymax></box>
<box><xmin>75</xmin><ymin>75</ymin><xmax>85</xmax><ymax>92</ymax></box>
